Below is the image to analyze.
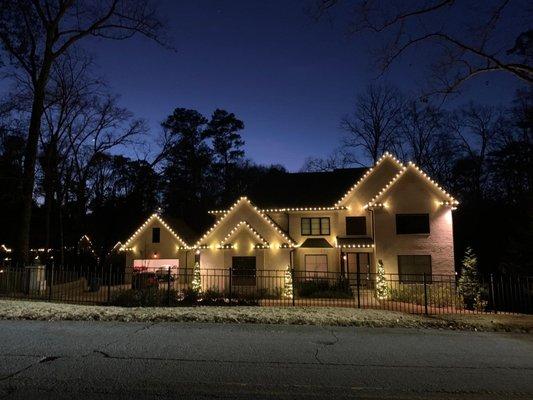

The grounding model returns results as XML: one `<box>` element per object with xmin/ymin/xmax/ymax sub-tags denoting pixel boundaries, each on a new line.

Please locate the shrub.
<box><xmin>389</xmin><ymin>284</ymin><xmax>462</xmax><ymax>308</ymax></box>
<box><xmin>295</xmin><ymin>279</ymin><xmax>353</xmax><ymax>299</ymax></box>
<box><xmin>110</xmin><ymin>288</ymin><xmax>181</xmax><ymax>307</ymax></box>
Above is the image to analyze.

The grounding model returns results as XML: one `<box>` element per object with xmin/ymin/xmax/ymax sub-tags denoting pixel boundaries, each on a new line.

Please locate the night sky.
<box><xmin>82</xmin><ymin>0</ymin><xmax>525</xmax><ymax>171</ymax></box>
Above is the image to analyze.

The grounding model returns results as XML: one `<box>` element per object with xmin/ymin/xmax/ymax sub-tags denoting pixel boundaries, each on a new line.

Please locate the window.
<box><xmin>232</xmin><ymin>256</ymin><xmax>256</xmax><ymax>286</ymax></box>
<box><xmin>396</xmin><ymin>214</ymin><xmax>430</xmax><ymax>234</ymax></box>
<box><xmin>398</xmin><ymin>255</ymin><xmax>432</xmax><ymax>283</ymax></box>
<box><xmin>152</xmin><ymin>227</ymin><xmax>160</xmax><ymax>243</ymax></box>
<box><xmin>301</xmin><ymin>217</ymin><xmax>330</xmax><ymax>235</ymax></box>
<box><xmin>304</xmin><ymin>254</ymin><xmax>328</xmax><ymax>278</ymax></box>
<box><xmin>346</xmin><ymin>216</ymin><xmax>366</xmax><ymax>235</ymax></box>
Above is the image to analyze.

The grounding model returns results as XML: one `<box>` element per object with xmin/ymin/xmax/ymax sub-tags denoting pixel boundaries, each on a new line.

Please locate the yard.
<box><xmin>0</xmin><ymin>299</ymin><xmax>532</xmax><ymax>332</ymax></box>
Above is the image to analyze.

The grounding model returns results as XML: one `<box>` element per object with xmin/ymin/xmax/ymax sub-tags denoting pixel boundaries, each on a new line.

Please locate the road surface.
<box><xmin>0</xmin><ymin>320</ymin><xmax>532</xmax><ymax>399</ymax></box>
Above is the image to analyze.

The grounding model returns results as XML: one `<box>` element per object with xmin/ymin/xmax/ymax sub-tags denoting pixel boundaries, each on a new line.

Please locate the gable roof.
<box><xmin>197</xmin><ymin>197</ymin><xmax>296</xmax><ymax>247</ymax></box>
<box><xmin>120</xmin><ymin>214</ymin><xmax>194</xmax><ymax>250</ymax></box>
<box><xmin>335</xmin><ymin>152</ymin><xmax>405</xmax><ymax>206</ymax></box>
<box><xmin>364</xmin><ymin>162</ymin><xmax>459</xmax><ymax>208</ymax></box>
<box><xmin>219</xmin><ymin>221</ymin><xmax>270</xmax><ymax>248</ymax></box>
<box><xmin>239</xmin><ymin>167</ymin><xmax>368</xmax><ymax>208</ymax></box>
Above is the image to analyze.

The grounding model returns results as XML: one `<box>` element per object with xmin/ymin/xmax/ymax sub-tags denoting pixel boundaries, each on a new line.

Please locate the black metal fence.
<box><xmin>0</xmin><ymin>264</ymin><xmax>531</xmax><ymax>315</ymax></box>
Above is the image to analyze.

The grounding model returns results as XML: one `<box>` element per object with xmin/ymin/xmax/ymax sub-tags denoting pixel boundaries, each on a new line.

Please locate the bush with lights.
<box><xmin>375</xmin><ymin>259</ymin><xmax>389</xmax><ymax>300</ymax></box>
<box><xmin>282</xmin><ymin>265</ymin><xmax>293</xmax><ymax>300</ymax></box>
<box><xmin>458</xmin><ymin>247</ymin><xmax>483</xmax><ymax>310</ymax></box>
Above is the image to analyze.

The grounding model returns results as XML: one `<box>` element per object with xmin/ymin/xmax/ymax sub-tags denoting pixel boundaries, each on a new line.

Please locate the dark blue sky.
<box><xmin>83</xmin><ymin>0</ymin><xmax>524</xmax><ymax>171</ymax></box>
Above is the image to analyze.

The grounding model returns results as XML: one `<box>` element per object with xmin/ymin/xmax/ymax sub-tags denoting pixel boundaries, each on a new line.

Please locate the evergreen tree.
<box><xmin>458</xmin><ymin>247</ymin><xmax>482</xmax><ymax>310</ymax></box>
<box><xmin>191</xmin><ymin>261</ymin><xmax>202</xmax><ymax>293</ymax></box>
<box><xmin>282</xmin><ymin>265</ymin><xmax>293</xmax><ymax>300</ymax></box>
<box><xmin>205</xmin><ymin>109</ymin><xmax>245</xmax><ymax>201</ymax></box>
<box><xmin>375</xmin><ymin>259</ymin><xmax>389</xmax><ymax>300</ymax></box>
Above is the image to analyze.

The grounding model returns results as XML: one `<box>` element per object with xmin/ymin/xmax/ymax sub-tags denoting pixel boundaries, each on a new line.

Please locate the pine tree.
<box><xmin>191</xmin><ymin>261</ymin><xmax>202</xmax><ymax>293</ymax></box>
<box><xmin>458</xmin><ymin>247</ymin><xmax>482</xmax><ymax>310</ymax></box>
<box><xmin>375</xmin><ymin>259</ymin><xmax>389</xmax><ymax>300</ymax></box>
<box><xmin>282</xmin><ymin>265</ymin><xmax>293</xmax><ymax>300</ymax></box>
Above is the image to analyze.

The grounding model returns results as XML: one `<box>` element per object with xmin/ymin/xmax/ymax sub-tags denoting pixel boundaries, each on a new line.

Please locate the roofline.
<box><xmin>363</xmin><ymin>162</ymin><xmax>459</xmax><ymax>209</ymax></box>
<box><xmin>120</xmin><ymin>214</ymin><xmax>190</xmax><ymax>250</ymax></box>
<box><xmin>196</xmin><ymin>197</ymin><xmax>296</xmax><ymax>247</ymax></box>
<box><xmin>334</xmin><ymin>152</ymin><xmax>405</xmax><ymax>206</ymax></box>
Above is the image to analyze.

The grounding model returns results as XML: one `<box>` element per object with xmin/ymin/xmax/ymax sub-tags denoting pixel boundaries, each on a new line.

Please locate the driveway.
<box><xmin>0</xmin><ymin>320</ymin><xmax>532</xmax><ymax>399</ymax></box>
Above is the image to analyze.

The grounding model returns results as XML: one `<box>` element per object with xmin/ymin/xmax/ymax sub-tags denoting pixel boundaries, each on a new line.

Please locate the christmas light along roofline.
<box><xmin>219</xmin><ymin>220</ymin><xmax>270</xmax><ymax>247</ymax></box>
<box><xmin>363</xmin><ymin>162</ymin><xmax>459</xmax><ymax>209</ymax></box>
<box><xmin>195</xmin><ymin>197</ymin><xmax>296</xmax><ymax>247</ymax></box>
<box><xmin>334</xmin><ymin>152</ymin><xmax>405</xmax><ymax>207</ymax></box>
<box><xmin>208</xmin><ymin>206</ymin><xmax>348</xmax><ymax>215</ymax></box>
<box><xmin>120</xmin><ymin>214</ymin><xmax>189</xmax><ymax>250</ymax></box>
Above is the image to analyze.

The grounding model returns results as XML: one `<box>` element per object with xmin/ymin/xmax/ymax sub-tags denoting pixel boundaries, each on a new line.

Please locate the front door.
<box><xmin>346</xmin><ymin>253</ymin><xmax>372</xmax><ymax>288</ymax></box>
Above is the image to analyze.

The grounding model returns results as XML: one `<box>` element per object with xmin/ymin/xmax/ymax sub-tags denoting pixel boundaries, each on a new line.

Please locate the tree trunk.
<box><xmin>15</xmin><ymin>81</ymin><xmax>47</xmax><ymax>264</ymax></box>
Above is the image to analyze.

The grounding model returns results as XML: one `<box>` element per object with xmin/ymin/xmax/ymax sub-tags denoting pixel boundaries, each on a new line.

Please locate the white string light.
<box><xmin>335</xmin><ymin>152</ymin><xmax>404</xmax><ymax>207</ymax></box>
<box><xmin>364</xmin><ymin>162</ymin><xmax>459</xmax><ymax>209</ymax></box>
<box><xmin>120</xmin><ymin>214</ymin><xmax>190</xmax><ymax>251</ymax></box>
<box><xmin>219</xmin><ymin>220</ymin><xmax>270</xmax><ymax>248</ymax></box>
<box><xmin>195</xmin><ymin>197</ymin><xmax>296</xmax><ymax>247</ymax></box>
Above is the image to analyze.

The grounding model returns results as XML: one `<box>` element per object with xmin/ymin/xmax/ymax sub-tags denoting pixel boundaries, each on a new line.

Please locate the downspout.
<box><xmin>370</xmin><ymin>208</ymin><xmax>377</xmax><ymax>271</ymax></box>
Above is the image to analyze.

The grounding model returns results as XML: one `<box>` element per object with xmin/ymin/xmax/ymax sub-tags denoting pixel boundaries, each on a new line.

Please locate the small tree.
<box><xmin>282</xmin><ymin>265</ymin><xmax>294</xmax><ymax>300</ymax></box>
<box><xmin>375</xmin><ymin>259</ymin><xmax>389</xmax><ymax>300</ymax></box>
<box><xmin>191</xmin><ymin>261</ymin><xmax>202</xmax><ymax>293</ymax></box>
<box><xmin>458</xmin><ymin>247</ymin><xmax>482</xmax><ymax>310</ymax></box>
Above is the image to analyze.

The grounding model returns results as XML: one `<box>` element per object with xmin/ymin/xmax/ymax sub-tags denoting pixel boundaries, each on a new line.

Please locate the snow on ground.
<box><xmin>0</xmin><ymin>300</ymin><xmax>531</xmax><ymax>332</ymax></box>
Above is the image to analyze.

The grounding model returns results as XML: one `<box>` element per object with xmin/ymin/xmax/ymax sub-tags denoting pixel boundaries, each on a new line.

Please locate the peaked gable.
<box><xmin>364</xmin><ymin>162</ymin><xmax>458</xmax><ymax>208</ymax></box>
<box><xmin>335</xmin><ymin>152</ymin><xmax>405</xmax><ymax>207</ymax></box>
<box><xmin>120</xmin><ymin>214</ymin><xmax>189</xmax><ymax>250</ymax></box>
<box><xmin>220</xmin><ymin>220</ymin><xmax>271</xmax><ymax>248</ymax></box>
<box><xmin>196</xmin><ymin>197</ymin><xmax>295</xmax><ymax>247</ymax></box>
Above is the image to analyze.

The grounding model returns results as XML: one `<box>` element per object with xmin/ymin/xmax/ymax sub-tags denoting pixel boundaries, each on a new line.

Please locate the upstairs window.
<box><xmin>152</xmin><ymin>227</ymin><xmax>160</xmax><ymax>243</ymax></box>
<box><xmin>346</xmin><ymin>216</ymin><xmax>366</xmax><ymax>235</ymax></box>
<box><xmin>396</xmin><ymin>214</ymin><xmax>430</xmax><ymax>234</ymax></box>
<box><xmin>301</xmin><ymin>217</ymin><xmax>330</xmax><ymax>235</ymax></box>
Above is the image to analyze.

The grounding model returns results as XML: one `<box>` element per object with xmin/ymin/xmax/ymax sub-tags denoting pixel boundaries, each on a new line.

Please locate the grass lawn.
<box><xmin>0</xmin><ymin>299</ymin><xmax>531</xmax><ymax>332</ymax></box>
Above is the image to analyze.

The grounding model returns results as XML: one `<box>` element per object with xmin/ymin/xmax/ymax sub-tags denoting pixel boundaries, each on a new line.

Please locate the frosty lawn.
<box><xmin>0</xmin><ymin>300</ymin><xmax>532</xmax><ymax>332</ymax></box>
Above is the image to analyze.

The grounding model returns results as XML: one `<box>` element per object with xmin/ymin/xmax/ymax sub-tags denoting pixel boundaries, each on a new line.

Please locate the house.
<box><xmin>119</xmin><ymin>153</ymin><xmax>457</xmax><ymax>290</ymax></box>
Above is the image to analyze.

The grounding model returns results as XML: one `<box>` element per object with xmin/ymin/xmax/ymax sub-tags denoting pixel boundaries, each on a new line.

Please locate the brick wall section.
<box><xmin>373</xmin><ymin>169</ymin><xmax>455</xmax><ymax>275</ymax></box>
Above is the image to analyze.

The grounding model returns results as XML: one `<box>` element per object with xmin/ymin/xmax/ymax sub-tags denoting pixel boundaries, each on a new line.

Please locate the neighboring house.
<box><xmin>119</xmin><ymin>153</ymin><xmax>458</xmax><ymax>289</ymax></box>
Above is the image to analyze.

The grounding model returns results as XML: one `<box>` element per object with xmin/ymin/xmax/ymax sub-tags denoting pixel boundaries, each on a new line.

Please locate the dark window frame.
<box><xmin>346</xmin><ymin>216</ymin><xmax>367</xmax><ymax>236</ymax></box>
<box><xmin>397</xmin><ymin>255</ymin><xmax>432</xmax><ymax>283</ymax></box>
<box><xmin>152</xmin><ymin>227</ymin><xmax>160</xmax><ymax>243</ymax></box>
<box><xmin>232</xmin><ymin>256</ymin><xmax>257</xmax><ymax>286</ymax></box>
<box><xmin>396</xmin><ymin>213</ymin><xmax>430</xmax><ymax>235</ymax></box>
<box><xmin>301</xmin><ymin>217</ymin><xmax>331</xmax><ymax>236</ymax></box>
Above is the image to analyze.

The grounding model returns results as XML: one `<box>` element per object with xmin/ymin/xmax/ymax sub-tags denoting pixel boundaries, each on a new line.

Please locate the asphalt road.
<box><xmin>0</xmin><ymin>320</ymin><xmax>532</xmax><ymax>399</ymax></box>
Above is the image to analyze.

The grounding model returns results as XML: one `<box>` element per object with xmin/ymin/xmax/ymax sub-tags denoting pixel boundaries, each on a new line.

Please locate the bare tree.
<box><xmin>0</xmin><ymin>0</ymin><xmax>165</xmax><ymax>262</ymax></box>
<box><xmin>300</xmin><ymin>147</ymin><xmax>356</xmax><ymax>172</ymax></box>
<box><xmin>448</xmin><ymin>103</ymin><xmax>505</xmax><ymax>199</ymax></box>
<box><xmin>311</xmin><ymin>1</ymin><xmax>532</xmax><ymax>96</ymax></box>
<box><xmin>342</xmin><ymin>84</ymin><xmax>404</xmax><ymax>163</ymax></box>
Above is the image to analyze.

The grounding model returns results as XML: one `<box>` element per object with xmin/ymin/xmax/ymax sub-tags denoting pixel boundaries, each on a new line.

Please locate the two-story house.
<box><xmin>119</xmin><ymin>153</ymin><xmax>458</xmax><ymax>288</ymax></box>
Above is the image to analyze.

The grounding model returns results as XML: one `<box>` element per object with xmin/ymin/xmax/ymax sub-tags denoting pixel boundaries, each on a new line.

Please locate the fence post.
<box><xmin>48</xmin><ymin>260</ymin><xmax>54</xmax><ymax>301</ymax></box>
<box><xmin>356</xmin><ymin>269</ymin><xmax>361</xmax><ymax>308</ymax></box>
<box><xmin>228</xmin><ymin>267</ymin><xmax>233</xmax><ymax>305</ymax></box>
<box><xmin>423</xmin><ymin>273</ymin><xmax>429</xmax><ymax>316</ymax></box>
<box><xmin>490</xmin><ymin>273</ymin><xmax>497</xmax><ymax>314</ymax></box>
<box><xmin>167</xmin><ymin>267</ymin><xmax>171</xmax><ymax>306</ymax></box>
<box><xmin>107</xmin><ymin>266</ymin><xmax>112</xmax><ymax>304</ymax></box>
<box><xmin>291</xmin><ymin>267</ymin><xmax>296</xmax><ymax>307</ymax></box>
